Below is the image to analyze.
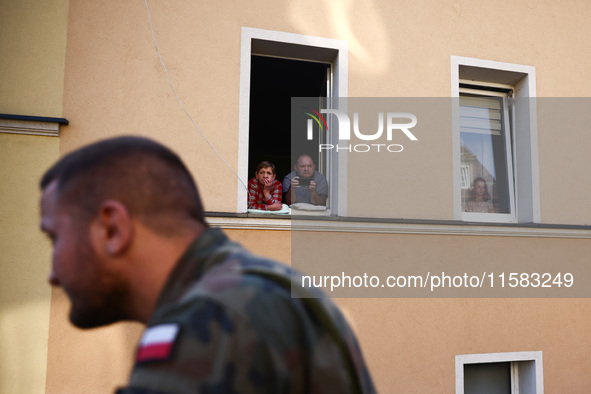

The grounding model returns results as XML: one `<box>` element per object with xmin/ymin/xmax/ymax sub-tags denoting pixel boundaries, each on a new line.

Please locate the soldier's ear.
<box><xmin>90</xmin><ymin>200</ymin><xmax>133</xmax><ymax>256</ymax></box>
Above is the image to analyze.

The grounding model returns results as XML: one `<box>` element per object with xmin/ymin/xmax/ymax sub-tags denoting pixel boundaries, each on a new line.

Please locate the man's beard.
<box><xmin>68</xmin><ymin>243</ymin><xmax>132</xmax><ymax>329</ymax></box>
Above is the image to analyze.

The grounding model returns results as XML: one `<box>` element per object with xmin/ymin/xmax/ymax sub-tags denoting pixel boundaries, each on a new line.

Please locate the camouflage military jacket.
<box><xmin>116</xmin><ymin>228</ymin><xmax>375</xmax><ymax>394</ymax></box>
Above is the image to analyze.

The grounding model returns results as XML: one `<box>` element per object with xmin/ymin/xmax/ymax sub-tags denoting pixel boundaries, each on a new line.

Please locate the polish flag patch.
<box><xmin>136</xmin><ymin>323</ymin><xmax>180</xmax><ymax>363</ymax></box>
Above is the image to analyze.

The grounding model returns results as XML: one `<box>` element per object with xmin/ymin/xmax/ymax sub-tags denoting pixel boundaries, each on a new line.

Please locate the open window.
<box><xmin>238</xmin><ymin>28</ymin><xmax>348</xmax><ymax>214</ymax></box>
<box><xmin>248</xmin><ymin>55</ymin><xmax>330</xmax><ymax>190</ymax></box>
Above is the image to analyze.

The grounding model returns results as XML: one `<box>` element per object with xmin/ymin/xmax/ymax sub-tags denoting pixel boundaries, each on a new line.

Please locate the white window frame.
<box><xmin>456</xmin><ymin>351</ymin><xmax>544</xmax><ymax>394</ymax></box>
<box><xmin>237</xmin><ymin>27</ymin><xmax>348</xmax><ymax>215</ymax></box>
<box><xmin>459</xmin><ymin>85</ymin><xmax>516</xmax><ymax>222</ymax></box>
<box><xmin>451</xmin><ymin>56</ymin><xmax>540</xmax><ymax>223</ymax></box>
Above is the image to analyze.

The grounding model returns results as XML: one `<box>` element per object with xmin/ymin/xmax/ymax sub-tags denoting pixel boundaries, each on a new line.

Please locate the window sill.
<box><xmin>205</xmin><ymin>212</ymin><xmax>591</xmax><ymax>239</ymax></box>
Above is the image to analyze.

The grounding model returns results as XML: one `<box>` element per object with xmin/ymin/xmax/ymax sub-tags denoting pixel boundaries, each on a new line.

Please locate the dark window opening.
<box><xmin>248</xmin><ymin>55</ymin><xmax>330</xmax><ymax>186</ymax></box>
<box><xmin>464</xmin><ymin>362</ymin><xmax>511</xmax><ymax>394</ymax></box>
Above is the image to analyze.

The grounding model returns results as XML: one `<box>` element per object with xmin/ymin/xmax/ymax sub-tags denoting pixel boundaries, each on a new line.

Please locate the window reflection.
<box><xmin>460</xmin><ymin>93</ymin><xmax>512</xmax><ymax>214</ymax></box>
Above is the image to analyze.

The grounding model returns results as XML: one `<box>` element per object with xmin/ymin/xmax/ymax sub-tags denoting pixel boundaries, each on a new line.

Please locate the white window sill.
<box><xmin>206</xmin><ymin>213</ymin><xmax>591</xmax><ymax>239</ymax></box>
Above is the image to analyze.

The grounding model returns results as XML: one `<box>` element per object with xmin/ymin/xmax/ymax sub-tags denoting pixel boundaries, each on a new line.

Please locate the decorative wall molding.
<box><xmin>0</xmin><ymin>115</ymin><xmax>68</xmax><ymax>137</ymax></box>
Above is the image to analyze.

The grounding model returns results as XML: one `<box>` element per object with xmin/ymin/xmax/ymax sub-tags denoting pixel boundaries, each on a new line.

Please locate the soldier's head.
<box><xmin>40</xmin><ymin>136</ymin><xmax>206</xmax><ymax>328</ymax></box>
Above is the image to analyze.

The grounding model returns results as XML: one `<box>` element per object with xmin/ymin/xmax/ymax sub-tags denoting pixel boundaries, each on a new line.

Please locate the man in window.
<box><xmin>247</xmin><ymin>161</ymin><xmax>283</xmax><ymax>211</ymax></box>
<box><xmin>283</xmin><ymin>154</ymin><xmax>328</xmax><ymax>206</ymax></box>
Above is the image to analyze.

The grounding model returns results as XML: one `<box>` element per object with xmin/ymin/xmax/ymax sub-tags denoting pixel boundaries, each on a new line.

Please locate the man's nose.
<box><xmin>49</xmin><ymin>270</ymin><xmax>60</xmax><ymax>287</ymax></box>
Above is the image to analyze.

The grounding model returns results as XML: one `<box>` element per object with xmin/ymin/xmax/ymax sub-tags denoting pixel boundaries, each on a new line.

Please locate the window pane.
<box><xmin>464</xmin><ymin>362</ymin><xmax>511</xmax><ymax>394</ymax></box>
<box><xmin>460</xmin><ymin>94</ymin><xmax>511</xmax><ymax>214</ymax></box>
<box><xmin>248</xmin><ymin>55</ymin><xmax>329</xmax><ymax>186</ymax></box>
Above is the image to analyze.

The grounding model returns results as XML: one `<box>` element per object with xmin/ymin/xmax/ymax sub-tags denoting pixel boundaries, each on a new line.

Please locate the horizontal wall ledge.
<box><xmin>205</xmin><ymin>212</ymin><xmax>591</xmax><ymax>239</ymax></box>
<box><xmin>0</xmin><ymin>114</ymin><xmax>69</xmax><ymax>137</ymax></box>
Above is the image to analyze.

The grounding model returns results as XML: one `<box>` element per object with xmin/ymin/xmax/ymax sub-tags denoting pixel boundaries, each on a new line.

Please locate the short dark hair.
<box><xmin>256</xmin><ymin>161</ymin><xmax>276</xmax><ymax>175</ymax></box>
<box><xmin>41</xmin><ymin>136</ymin><xmax>206</xmax><ymax>233</ymax></box>
<box><xmin>294</xmin><ymin>153</ymin><xmax>315</xmax><ymax>166</ymax></box>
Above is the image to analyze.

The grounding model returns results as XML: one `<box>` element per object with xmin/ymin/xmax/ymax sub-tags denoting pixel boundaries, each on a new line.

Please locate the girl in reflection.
<box><xmin>465</xmin><ymin>177</ymin><xmax>495</xmax><ymax>213</ymax></box>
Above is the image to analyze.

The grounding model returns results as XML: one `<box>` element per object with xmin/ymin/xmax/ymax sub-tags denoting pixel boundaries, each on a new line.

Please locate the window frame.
<box><xmin>451</xmin><ymin>56</ymin><xmax>540</xmax><ymax>223</ymax></box>
<box><xmin>459</xmin><ymin>84</ymin><xmax>517</xmax><ymax>222</ymax></box>
<box><xmin>456</xmin><ymin>351</ymin><xmax>544</xmax><ymax>394</ymax></box>
<box><xmin>238</xmin><ymin>27</ymin><xmax>348</xmax><ymax>215</ymax></box>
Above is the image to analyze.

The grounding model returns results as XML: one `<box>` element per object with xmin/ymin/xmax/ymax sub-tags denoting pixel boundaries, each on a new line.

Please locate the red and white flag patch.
<box><xmin>136</xmin><ymin>323</ymin><xmax>180</xmax><ymax>363</ymax></box>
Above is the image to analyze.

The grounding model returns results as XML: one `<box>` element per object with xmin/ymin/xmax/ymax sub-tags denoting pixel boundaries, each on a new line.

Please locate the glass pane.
<box><xmin>464</xmin><ymin>362</ymin><xmax>511</xmax><ymax>394</ymax></box>
<box><xmin>460</xmin><ymin>94</ymin><xmax>511</xmax><ymax>214</ymax></box>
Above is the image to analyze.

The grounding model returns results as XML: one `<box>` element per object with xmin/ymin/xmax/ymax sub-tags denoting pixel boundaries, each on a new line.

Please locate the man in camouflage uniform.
<box><xmin>40</xmin><ymin>136</ymin><xmax>375</xmax><ymax>393</ymax></box>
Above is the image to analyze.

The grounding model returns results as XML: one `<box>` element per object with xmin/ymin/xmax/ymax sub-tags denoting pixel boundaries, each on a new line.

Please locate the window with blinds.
<box><xmin>459</xmin><ymin>85</ymin><xmax>516</xmax><ymax>219</ymax></box>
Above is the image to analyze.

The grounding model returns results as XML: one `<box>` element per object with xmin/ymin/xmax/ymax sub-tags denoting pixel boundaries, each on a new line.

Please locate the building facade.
<box><xmin>2</xmin><ymin>0</ymin><xmax>591</xmax><ymax>392</ymax></box>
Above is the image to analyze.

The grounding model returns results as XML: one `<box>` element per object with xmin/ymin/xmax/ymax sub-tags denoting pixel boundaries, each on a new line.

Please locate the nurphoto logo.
<box><xmin>304</xmin><ymin>108</ymin><xmax>418</xmax><ymax>153</ymax></box>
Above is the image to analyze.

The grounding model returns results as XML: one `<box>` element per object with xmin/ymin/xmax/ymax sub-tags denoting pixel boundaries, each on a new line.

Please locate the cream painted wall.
<box><xmin>0</xmin><ymin>0</ymin><xmax>69</xmax><ymax>116</ymax></box>
<box><xmin>293</xmin><ymin>230</ymin><xmax>591</xmax><ymax>392</ymax></box>
<box><xmin>1</xmin><ymin>0</ymin><xmax>69</xmax><ymax>392</ymax></box>
<box><xmin>45</xmin><ymin>225</ymin><xmax>591</xmax><ymax>392</ymax></box>
<box><xmin>59</xmin><ymin>0</ymin><xmax>591</xmax><ymax>223</ymax></box>
<box><xmin>0</xmin><ymin>134</ymin><xmax>59</xmax><ymax>393</ymax></box>
<box><xmin>44</xmin><ymin>289</ymin><xmax>144</xmax><ymax>394</ymax></box>
<box><xmin>225</xmin><ymin>229</ymin><xmax>291</xmax><ymax>264</ymax></box>
<box><xmin>44</xmin><ymin>0</ymin><xmax>591</xmax><ymax>393</ymax></box>
<box><xmin>336</xmin><ymin>297</ymin><xmax>591</xmax><ymax>393</ymax></box>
